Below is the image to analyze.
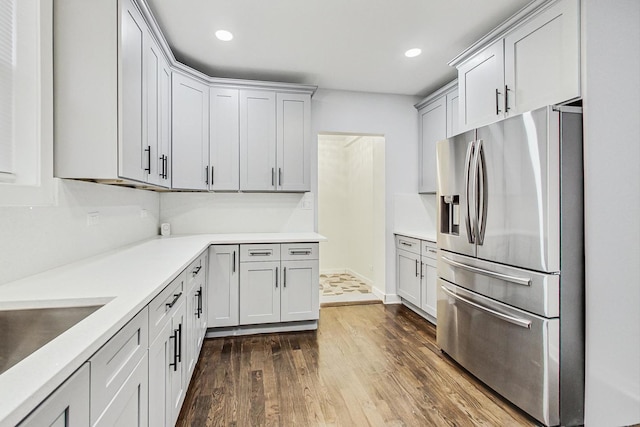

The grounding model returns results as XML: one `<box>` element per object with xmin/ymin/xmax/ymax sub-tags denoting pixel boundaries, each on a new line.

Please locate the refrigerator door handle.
<box><xmin>476</xmin><ymin>139</ymin><xmax>488</xmax><ymax>245</ymax></box>
<box><xmin>441</xmin><ymin>256</ymin><xmax>532</xmax><ymax>286</ymax></box>
<box><xmin>464</xmin><ymin>140</ymin><xmax>476</xmax><ymax>244</ymax></box>
<box><xmin>441</xmin><ymin>285</ymin><xmax>532</xmax><ymax>329</ymax></box>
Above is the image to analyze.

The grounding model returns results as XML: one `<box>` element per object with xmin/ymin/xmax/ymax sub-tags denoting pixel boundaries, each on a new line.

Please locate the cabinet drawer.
<box><xmin>90</xmin><ymin>307</ymin><xmax>148</xmax><ymax>425</ymax></box>
<box><xmin>422</xmin><ymin>241</ymin><xmax>437</xmax><ymax>259</ymax></box>
<box><xmin>395</xmin><ymin>235</ymin><xmax>420</xmax><ymax>254</ymax></box>
<box><xmin>149</xmin><ymin>272</ymin><xmax>185</xmax><ymax>342</ymax></box>
<box><xmin>240</xmin><ymin>244</ymin><xmax>280</xmax><ymax>262</ymax></box>
<box><xmin>186</xmin><ymin>251</ymin><xmax>207</xmax><ymax>284</ymax></box>
<box><xmin>281</xmin><ymin>243</ymin><xmax>318</xmax><ymax>261</ymax></box>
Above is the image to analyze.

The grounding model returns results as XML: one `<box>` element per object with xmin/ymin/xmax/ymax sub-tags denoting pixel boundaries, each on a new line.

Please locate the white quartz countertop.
<box><xmin>394</xmin><ymin>230</ymin><xmax>437</xmax><ymax>243</ymax></box>
<box><xmin>0</xmin><ymin>232</ymin><xmax>325</xmax><ymax>426</ymax></box>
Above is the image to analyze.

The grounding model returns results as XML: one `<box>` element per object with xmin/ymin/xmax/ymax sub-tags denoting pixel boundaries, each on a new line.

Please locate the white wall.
<box><xmin>312</xmin><ymin>89</ymin><xmax>421</xmax><ymax>299</ymax></box>
<box><xmin>0</xmin><ymin>179</ymin><xmax>160</xmax><ymax>285</ymax></box>
<box><xmin>160</xmin><ymin>192</ymin><xmax>314</xmax><ymax>234</ymax></box>
<box><xmin>582</xmin><ymin>1</ymin><xmax>640</xmax><ymax>425</ymax></box>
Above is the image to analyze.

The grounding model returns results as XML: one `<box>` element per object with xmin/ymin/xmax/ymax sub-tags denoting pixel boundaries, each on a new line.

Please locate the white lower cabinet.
<box><xmin>185</xmin><ymin>252</ymin><xmax>208</xmax><ymax>380</ymax></box>
<box><xmin>90</xmin><ymin>307</ymin><xmax>149</xmax><ymax>427</ymax></box>
<box><xmin>207</xmin><ymin>245</ymin><xmax>240</xmax><ymax>327</ymax></box>
<box><xmin>237</xmin><ymin>243</ymin><xmax>319</xmax><ymax>326</ymax></box>
<box><xmin>18</xmin><ymin>363</ymin><xmax>90</xmax><ymax>427</ymax></box>
<box><xmin>396</xmin><ymin>235</ymin><xmax>438</xmax><ymax>323</ymax></box>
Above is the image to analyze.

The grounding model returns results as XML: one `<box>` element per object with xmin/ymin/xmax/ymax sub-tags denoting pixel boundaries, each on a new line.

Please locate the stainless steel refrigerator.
<box><xmin>436</xmin><ymin>105</ymin><xmax>584</xmax><ymax>426</ymax></box>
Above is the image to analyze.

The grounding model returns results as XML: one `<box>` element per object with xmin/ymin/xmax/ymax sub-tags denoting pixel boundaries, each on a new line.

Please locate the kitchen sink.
<box><xmin>0</xmin><ymin>305</ymin><xmax>103</xmax><ymax>375</ymax></box>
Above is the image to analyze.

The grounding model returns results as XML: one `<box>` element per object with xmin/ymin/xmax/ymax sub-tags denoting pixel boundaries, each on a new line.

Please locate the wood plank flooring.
<box><xmin>177</xmin><ymin>304</ymin><xmax>537</xmax><ymax>426</ymax></box>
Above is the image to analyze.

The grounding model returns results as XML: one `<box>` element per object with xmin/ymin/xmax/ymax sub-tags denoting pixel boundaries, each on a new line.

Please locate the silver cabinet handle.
<box><xmin>205</xmin><ymin>166</ymin><xmax>209</xmax><ymax>185</ymax></box>
<box><xmin>271</xmin><ymin>168</ymin><xmax>275</xmax><ymax>186</ymax></box>
<box><xmin>427</xmin><ymin>248</ymin><xmax>437</xmax><ymax>254</ymax></box>
<box><xmin>144</xmin><ymin>146</ymin><xmax>151</xmax><ymax>173</ymax></box>
<box><xmin>249</xmin><ymin>251</ymin><xmax>272</xmax><ymax>256</ymax></box>
<box><xmin>399</xmin><ymin>241</ymin><xmax>413</xmax><ymax>247</ymax></box>
<box><xmin>211</xmin><ymin>166</ymin><xmax>215</xmax><ymax>186</ymax></box>
<box><xmin>232</xmin><ymin>250</ymin><xmax>236</xmax><ymax>273</ymax></box>
<box><xmin>420</xmin><ymin>262</ymin><xmax>424</xmax><ymax>279</ymax></box>
<box><xmin>289</xmin><ymin>250</ymin><xmax>311</xmax><ymax>255</ymax></box>
<box><xmin>278</xmin><ymin>168</ymin><xmax>282</xmax><ymax>186</ymax></box>
<box><xmin>441</xmin><ymin>256</ymin><xmax>531</xmax><ymax>286</ymax></box>
<box><xmin>165</xmin><ymin>292</ymin><xmax>182</xmax><ymax>310</ymax></box>
<box><xmin>441</xmin><ymin>285</ymin><xmax>531</xmax><ymax>329</ymax></box>
<box><xmin>504</xmin><ymin>84</ymin><xmax>511</xmax><ymax>112</ymax></box>
<box><xmin>415</xmin><ymin>259</ymin><xmax>419</xmax><ymax>277</ymax></box>
<box><xmin>283</xmin><ymin>267</ymin><xmax>287</xmax><ymax>287</ymax></box>
<box><xmin>275</xmin><ymin>266</ymin><xmax>278</xmax><ymax>288</ymax></box>
<box><xmin>495</xmin><ymin>88</ymin><xmax>502</xmax><ymax>115</ymax></box>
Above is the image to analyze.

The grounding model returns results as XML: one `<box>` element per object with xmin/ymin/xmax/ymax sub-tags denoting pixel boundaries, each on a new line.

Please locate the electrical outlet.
<box><xmin>87</xmin><ymin>211</ymin><xmax>100</xmax><ymax>226</ymax></box>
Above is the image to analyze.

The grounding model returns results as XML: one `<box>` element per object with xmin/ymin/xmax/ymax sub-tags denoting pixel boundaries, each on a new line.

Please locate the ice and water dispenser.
<box><xmin>440</xmin><ymin>195</ymin><xmax>460</xmax><ymax>235</ymax></box>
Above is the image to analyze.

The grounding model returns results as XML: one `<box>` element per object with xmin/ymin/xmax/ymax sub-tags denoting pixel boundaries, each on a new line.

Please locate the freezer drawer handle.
<box><xmin>441</xmin><ymin>285</ymin><xmax>531</xmax><ymax>329</ymax></box>
<box><xmin>441</xmin><ymin>256</ymin><xmax>531</xmax><ymax>287</ymax></box>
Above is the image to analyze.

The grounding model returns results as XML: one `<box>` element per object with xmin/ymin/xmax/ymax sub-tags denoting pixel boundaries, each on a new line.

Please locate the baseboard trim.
<box><xmin>205</xmin><ymin>320</ymin><xmax>318</xmax><ymax>338</ymax></box>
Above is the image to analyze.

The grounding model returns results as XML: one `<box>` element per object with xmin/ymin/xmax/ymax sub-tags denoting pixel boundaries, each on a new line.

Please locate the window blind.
<box><xmin>0</xmin><ymin>0</ymin><xmax>14</xmax><ymax>175</ymax></box>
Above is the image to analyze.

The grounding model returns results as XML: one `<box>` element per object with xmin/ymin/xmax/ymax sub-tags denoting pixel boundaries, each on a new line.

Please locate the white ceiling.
<box><xmin>145</xmin><ymin>0</ymin><xmax>530</xmax><ymax>97</ymax></box>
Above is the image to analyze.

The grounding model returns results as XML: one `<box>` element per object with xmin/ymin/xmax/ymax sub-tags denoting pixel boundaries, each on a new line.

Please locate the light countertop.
<box><xmin>0</xmin><ymin>232</ymin><xmax>325</xmax><ymax>426</ymax></box>
<box><xmin>394</xmin><ymin>230</ymin><xmax>437</xmax><ymax>243</ymax></box>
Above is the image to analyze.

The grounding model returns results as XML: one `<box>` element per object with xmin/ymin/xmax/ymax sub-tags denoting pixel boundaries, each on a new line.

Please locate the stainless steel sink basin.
<box><xmin>0</xmin><ymin>305</ymin><xmax>103</xmax><ymax>375</ymax></box>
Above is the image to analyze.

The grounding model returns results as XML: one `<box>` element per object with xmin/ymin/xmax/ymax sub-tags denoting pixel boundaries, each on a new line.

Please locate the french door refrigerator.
<box><xmin>436</xmin><ymin>105</ymin><xmax>584</xmax><ymax>426</ymax></box>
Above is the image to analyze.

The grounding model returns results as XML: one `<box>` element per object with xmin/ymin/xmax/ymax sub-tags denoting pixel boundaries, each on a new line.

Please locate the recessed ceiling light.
<box><xmin>215</xmin><ymin>30</ymin><xmax>234</xmax><ymax>42</ymax></box>
<box><xmin>405</xmin><ymin>48</ymin><xmax>422</xmax><ymax>58</ymax></box>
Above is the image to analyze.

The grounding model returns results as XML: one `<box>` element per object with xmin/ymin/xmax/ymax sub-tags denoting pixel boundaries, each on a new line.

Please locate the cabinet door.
<box><xmin>504</xmin><ymin>0</ymin><xmax>580</xmax><ymax>116</ymax></box>
<box><xmin>18</xmin><ymin>363</ymin><xmax>90</xmax><ymax>427</ymax></box>
<box><xmin>276</xmin><ymin>93</ymin><xmax>311</xmax><ymax>192</ymax></box>
<box><xmin>119</xmin><ymin>0</ymin><xmax>145</xmax><ymax>182</ymax></box>
<box><xmin>239</xmin><ymin>261</ymin><xmax>280</xmax><ymax>325</ymax></box>
<box><xmin>172</xmin><ymin>72</ymin><xmax>209</xmax><ymax>190</ymax></box>
<box><xmin>446</xmin><ymin>88</ymin><xmax>460</xmax><ymax>138</ymax></box>
<box><xmin>208</xmin><ymin>245</ymin><xmax>240</xmax><ymax>327</ymax></box>
<box><xmin>143</xmin><ymin>34</ymin><xmax>161</xmax><ymax>186</ymax></box>
<box><xmin>93</xmin><ymin>354</ymin><xmax>149</xmax><ymax>427</ymax></box>
<box><xmin>457</xmin><ymin>39</ymin><xmax>505</xmax><ymax>132</ymax></box>
<box><xmin>420</xmin><ymin>256</ymin><xmax>438</xmax><ymax>320</ymax></box>
<box><xmin>396</xmin><ymin>248</ymin><xmax>421</xmax><ymax>306</ymax></box>
<box><xmin>281</xmin><ymin>260</ymin><xmax>319</xmax><ymax>322</ymax></box>
<box><xmin>158</xmin><ymin>55</ymin><xmax>172</xmax><ymax>186</ymax></box>
<box><xmin>239</xmin><ymin>90</ymin><xmax>276</xmax><ymax>191</ymax></box>
<box><xmin>169</xmin><ymin>299</ymin><xmax>187</xmax><ymax>426</ymax></box>
<box><xmin>210</xmin><ymin>88</ymin><xmax>240</xmax><ymax>191</ymax></box>
<box><xmin>149</xmin><ymin>321</ymin><xmax>172</xmax><ymax>427</ymax></box>
<box><xmin>418</xmin><ymin>96</ymin><xmax>447</xmax><ymax>194</ymax></box>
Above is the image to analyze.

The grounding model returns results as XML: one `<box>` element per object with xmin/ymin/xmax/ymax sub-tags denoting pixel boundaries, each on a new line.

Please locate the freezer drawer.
<box><xmin>437</xmin><ymin>280</ymin><xmax>559</xmax><ymax>426</ymax></box>
<box><xmin>438</xmin><ymin>250</ymin><xmax>559</xmax><ymax>317</ymax></box>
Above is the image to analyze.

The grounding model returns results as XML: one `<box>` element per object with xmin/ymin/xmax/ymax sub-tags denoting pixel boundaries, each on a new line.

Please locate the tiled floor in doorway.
<box><xmin>320</xmin><ymin>273</ymin><xmax>381</xmax><ymax>305</ymax></box>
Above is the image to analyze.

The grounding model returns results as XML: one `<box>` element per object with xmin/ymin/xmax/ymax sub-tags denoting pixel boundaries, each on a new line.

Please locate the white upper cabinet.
<box><xmin>239</xmin><ymin>90</ymin><xmax>311</xmax><ymax>192</ymax></box>
<box><xmin>172</xmin><ymin>72</ymin><xmax>210</xmax><ymax>191</ymax></box>
<box><xmin>119</xmin><ymin>0</ymin><xmax>146</xmax><ymax>183</ymax></box>
<box><xmin>504</xmin><ymin>0</ymin><xmax>580</xmax><ymax>115</ymax></box>
<box><xmin>416</xmin><ymin>82</ymin><xmax>457</xmax><ymax>194</ymax></box>
<box><xmin>457</xmin><ymin>40</ymin><xmax>505</xmax><ymax>132</ymax></box>
<box><xmin>453</xmin><ymin>0</ymin><xmax>580</xmax><ymax>132</ymax></box>
<box><xmin>158</xmin><ymin>56</ymin><xmax>172</xmax><ymax>185</ymax></box>
<box><xmin>209</xmin><ymin>88</ymin><xmax>240</xmax><ymax>191</ymax></box>
<box><xmin>240</xmin><ymin>90</ymin><xmax>277</xmax><ymax>191</ymax></box>
<box><xmin>276</xmin><ymin>93</ymin><xmax>311</xmax><ymax>192</ymax></box>
<box><xmin>54</xmin><ymin>0</ymin><xmax>172</xmax><ymax>188</ymax></box>
<box><xmin>418</xmin><ymin>97</ymin><xmax>447</xmax><ymax>194</ymax></box>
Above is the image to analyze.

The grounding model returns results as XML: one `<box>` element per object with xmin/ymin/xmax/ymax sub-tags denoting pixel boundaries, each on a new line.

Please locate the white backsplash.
<box><xmin>0</xmin><ymin>179</ymin><xmax>160</xmax><ymax>285</ymax></box>
<box><xmin>393</xmin><ymin>193</ymin><xmax>437</xmax><ymax>236</ymax></box>
<box><xmin>160</xmin><ymin>192</ymin><xmax>314</xmax><ymax>234</ymax></box>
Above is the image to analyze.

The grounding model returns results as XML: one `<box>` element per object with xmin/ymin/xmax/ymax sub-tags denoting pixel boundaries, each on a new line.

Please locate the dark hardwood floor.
<box><xmin>177</xmin><ymin>304</ymin><xmax>537</xmax><ymax>426</ymax></box>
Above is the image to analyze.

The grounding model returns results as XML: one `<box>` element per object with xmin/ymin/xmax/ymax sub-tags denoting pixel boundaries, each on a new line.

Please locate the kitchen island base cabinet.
<box><xmin>18</xmin><ymin>364</ymin><xmax>90</xmax><ymax>427</ymax></box>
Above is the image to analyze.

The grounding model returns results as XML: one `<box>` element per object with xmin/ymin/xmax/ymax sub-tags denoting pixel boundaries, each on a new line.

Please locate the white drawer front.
<box><xmin>240</xmin><ymin>244</ymin><xmax>280</xmax><ymax>262</ymax></box>
<box><xmin>281</xmin><ymin>243</ymin><xmax>319</xmax><ymax>261</ymax></box>
<box><xmin>90</xmin><ymin>307</ymin><xmax>148</xmax><ymax>425</ymax></box>
<box><xmin>395</xmin><ymin>235</ymin><xmax>420</xmax><ymax>255</ymax></box>
<box><xmin>422</xmin><ymin>241</ymin><xmax>437</xmax><ymax>259</ymax></box>
<box><xmin>148</xmin><ymin>272</ymin><xmax>185</xmax><ymax>342</ymax></box>
<box><xmin>186</xmin><ymin>251</ymin><xmax>207</xmax><ymax>285</ymax></box>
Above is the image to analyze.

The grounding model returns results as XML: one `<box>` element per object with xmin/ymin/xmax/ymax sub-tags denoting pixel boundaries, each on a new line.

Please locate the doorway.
<box><xmin>317</xmin><ymin>133</ymin><xmax>385</xmax><ymax>305</ymax></box>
